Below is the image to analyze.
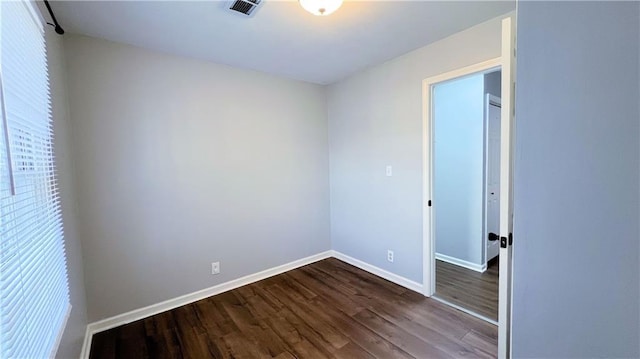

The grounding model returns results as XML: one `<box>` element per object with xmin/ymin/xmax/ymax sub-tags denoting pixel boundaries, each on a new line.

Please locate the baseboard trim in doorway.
<box><xmin>79</xmin><ymin>250</ymin><xmax>333</xmax><ymax>358</ymax></box>
<box><xmin>435</xmin><ymin>253</ymin><xmax>487</xmax><ymax>273</ymax></box>
<box><xmin>331</xmin><ymin>250</ymin><xmax>424</xmax><ymax>294</ymax></box>
<box><xmin>431</xmin><ymin>296</ymin><xmax>498</xmax><ymax>325</ymax></box>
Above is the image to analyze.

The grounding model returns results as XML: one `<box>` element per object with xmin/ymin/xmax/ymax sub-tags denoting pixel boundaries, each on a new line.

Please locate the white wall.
<box><xmin>46</xmin><ymin>30</ymin><xmax>89</xmax><ymax>359</ymax></box>
<box><xmin>512</xmin><ymin>1</ymin><xmax>639</xmax><ymax>357</ymax></box>
<box><xmin>64</xmin><ymin>35</ymin><xmax>330</xmax><ymax>321</ymax></box>
<box><xmin>327</xmin><ymin>14</ymin><xmax>507</xmax><ymax>283</ymax></box>
<box><xmin>433</xmin><ymin>74</ymin><xmax>484</xmax><ymax>266</ymax></box>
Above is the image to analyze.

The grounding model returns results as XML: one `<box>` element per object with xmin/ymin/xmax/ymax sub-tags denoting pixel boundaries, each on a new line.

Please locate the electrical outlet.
<box><xmin>386</xmin><ymin>165</ymin><xmax>393</xmax><ymax>177</ymax></box>
<box><xmin>387</xmin><ymin>250</ymin><xmax>394</xmax><ymax>263</ymax></box>
<box><xmin>211</xmin><ymin>261</ymin><xmax>220</xmax><ymax>275</ymax></box>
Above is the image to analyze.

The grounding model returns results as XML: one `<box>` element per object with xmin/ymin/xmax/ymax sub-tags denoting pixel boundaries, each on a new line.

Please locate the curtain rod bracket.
<box><xmin>43</xmin><ymin>0</ymin><xmax>64</xmax><ymax>35</ymax></box>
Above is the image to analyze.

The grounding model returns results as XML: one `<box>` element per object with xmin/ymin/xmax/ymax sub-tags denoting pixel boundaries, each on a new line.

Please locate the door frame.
<box><xmin>498</xmin><ymin>16</ymin><xmax>516</xmax><ymax>359</ymax></box>
<box><xmin>422</xmin><ymin>16</ymin><xmax>516</xmax><ymax>359</ymax></box>
<box><xmin>421</xmin><ymin>57</ymin><xmax>501</xmax><ymax>298</ymax></box>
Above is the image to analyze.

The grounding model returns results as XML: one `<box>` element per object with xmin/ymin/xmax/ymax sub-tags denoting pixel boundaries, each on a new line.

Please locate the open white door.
<box><xmin>498</xmin><ymin>16</ymin><xmax>516</xmax><ymax>359</ymax></box>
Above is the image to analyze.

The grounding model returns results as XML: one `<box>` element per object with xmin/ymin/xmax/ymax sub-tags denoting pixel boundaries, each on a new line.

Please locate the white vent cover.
<box><xmin>227</xmin><ymin>0</ymin><xmax>263</xmax><ymax>17</ymax></box>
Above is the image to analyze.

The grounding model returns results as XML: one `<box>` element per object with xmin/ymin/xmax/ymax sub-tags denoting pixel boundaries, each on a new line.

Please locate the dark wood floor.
<box><xmin>435</xmin><ymin>258</ymin><xmax>499</xmax><ymax>321</ymax></box>
<box><xmin>90</xmin><ymin>258</ymin><xmax>497</xmax><ymax>359</ymax></box>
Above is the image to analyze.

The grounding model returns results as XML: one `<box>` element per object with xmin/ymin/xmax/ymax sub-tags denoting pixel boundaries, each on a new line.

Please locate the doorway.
<box><xmin>422</xmin><ymin>18</ymin><xmax>516</xmax><ymax>359</ymax></box>
<box><xmin>428</xmin><ymin>67</ymin><xmax>502</xmax><ymax>323</ymax></box>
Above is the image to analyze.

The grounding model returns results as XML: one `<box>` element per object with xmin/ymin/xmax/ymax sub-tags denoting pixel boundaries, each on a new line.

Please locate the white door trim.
<box><xmin>498</xmin><ymin>16</ymin><xmax>516</xmax><ymax>359</ymax></box>
<box><xmin>421</xmin><ymin>57</ymin><xmax>501</xmax><ymax>298</ymax></box>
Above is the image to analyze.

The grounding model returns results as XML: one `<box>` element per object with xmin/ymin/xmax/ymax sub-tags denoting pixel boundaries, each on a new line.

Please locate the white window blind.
<box><xmin>0</xmin><ymin>1</ymin><xmax>71</xmax><ymax>358</ymax></box>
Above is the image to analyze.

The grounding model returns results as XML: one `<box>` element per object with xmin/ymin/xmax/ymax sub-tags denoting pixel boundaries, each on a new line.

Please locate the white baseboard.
<box><xmin>79</xmin><ymin>324</ymin><xmax>93</xmax><ymax>359</ymax></box>
<box><xmin>435</xmin><ymin>252</ymin><xmax>486</xmax><ymax>273</ymax></box>
<box><xmin>331</xmin><ymin>250</ymin><xmax>424</xmax><ymax>293</ymax></box>
<box><xmin>80</xmin><ymin>250</ymin><xmax>425</xmax><ymax>358</ymax></box>
<box><xmin>79</xmin><ymin>250</ymin><xmax>332</xmax><ymax>358</ymax></box>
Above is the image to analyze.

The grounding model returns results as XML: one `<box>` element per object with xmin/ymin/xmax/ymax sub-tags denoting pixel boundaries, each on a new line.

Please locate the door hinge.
<box><xmin>509</xmin><ymin>232</ymin><xmax>513</xmax><ymax>246</ymax></box>
<box><xmin>428</xmin><ymin>200</ymin><xmax>432</xmax><ymax>207</ymax></box>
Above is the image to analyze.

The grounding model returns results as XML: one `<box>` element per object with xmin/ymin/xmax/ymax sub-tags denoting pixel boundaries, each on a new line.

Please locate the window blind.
<box><xmin>0</xmin><ymin>1</ymin><xmax>71</xmax><ymax>358</ymax></box>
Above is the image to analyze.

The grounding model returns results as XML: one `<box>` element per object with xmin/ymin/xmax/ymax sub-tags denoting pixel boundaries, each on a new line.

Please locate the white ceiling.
<box><xmin>51</xmin><ymin>1</ymin><xmax>515</xmax><ymax>84</ymax></box>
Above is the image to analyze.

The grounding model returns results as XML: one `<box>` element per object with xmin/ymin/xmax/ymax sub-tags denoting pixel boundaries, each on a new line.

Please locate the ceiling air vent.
<box><xmin>227</xmin><ymin>0</ymin><xmax>262</xmax><ymax>17</ymax></box>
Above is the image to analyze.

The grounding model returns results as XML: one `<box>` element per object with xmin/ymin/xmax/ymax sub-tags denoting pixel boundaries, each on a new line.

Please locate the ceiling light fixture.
<box><xmin>299</xmin><ymin>0</ymin><xmax>343</xmax><ymax>16</ymax></box>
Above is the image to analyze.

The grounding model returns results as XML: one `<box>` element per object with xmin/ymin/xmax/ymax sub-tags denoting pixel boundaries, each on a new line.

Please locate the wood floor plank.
<box><xmin>316</xmin><ymin>258</ymin><xmax>407</xmax><ymax>297</ymax></box>
<box><xmin>277</xmin><ymin>307</ymin><xmax>337</xmax><ymax>358</ymax></box>
<box><xmin>372</xmin><ymin>293</ymin><xmax>472</xmax><ymax>340</ymax></box>
<box><xmin>89</xmin><ymin>329</ymin><xmax>116</xmax><ymax>359</ymax></box>
<box><xmin>366</xmin><ymin>302</ymin><xmax>489</xmax><ymax>358</ymax></box>
<box><xmin>115</xmin><ymin>321</ymin><xmax>149</xmax><ymax>358</ymax></box>
<box><xmin>146</xmin><ymin>328</ymin><xmax>186</xmax><ymax>359</ymax></box>
<box><xmin>89</xmin><ymin>258</ymin><xmax>498</xmax><ymax>359</ymax></box>
<box><xmin>273</xmin><ymin>352</ymin><xmax>297</xmax><ymax>359</ymax></box>
<box><xmin>401</xmin><ymin>290</ymin><xmax>498</xmax><ymax>341</ymax></box>
<box><xmin>221</xmin><ymin>331</ymin><xmax>272</xmax><ymax>359</ymax></box>
<box><xmin>435</xmin><ymin>258</ymin><xmax>499</xmax><ymax>320</ymax></box>
<box><xmin>221</xmin><ymin>300</ymin><xmax>288</xmax><ymax>357</ymax></box>
<box><xmin>353</xmin><ymin>308</ymin><xmax>451</xmax><ymax>358</ymax></box>
<box><xmin>264</xmin><ymin>314</ymin><xmax>304</xmax><ymax>347</ymax></box>
<box><xmin>280</xmin><ymin>272</ymin><xmax>318</xmax><ymax>300</ymax></box>
<box><xmin>266</xmin><ymin>284</ymin><xmax>350</xmax><ymax>350</ymax></box>
<box><xmin>293</xmin><ymin>338</ymin><xmax>331</xmax><ymax>359</ymax></box>
<box><xmin>309</xmin><ymin>296</ymin><xmax>415</xmax><ymax>359</ymax></box>
<box><xmin>177</xmin><ymin>328</ymin><xmax>221</xmax><ymax>358</ymax></box>
<box><xmin>333</xmin><ymin>341</ymin><xmax>376</xmax><ymax>359</ymax></box>
<box><xmin>463</xmin><ymin>329</ymin><xmax>499</xmax><ymax>358</ymax></box>
<box><xmin>295</xmin><ymin>266</ymin><xmax>365</xmax><ymax>316</ymax></box>
<box><xmin>192</xmin><ymin>298</ymin><xmax>234</xmax><ymax>337</ymax></box>
<box><xmin>292</xmin><ymin>267</ymin><xmax>364</xmax><ymax>305</ymax></box>
<box><xmin>307</xmin><ymin>259</ymin><xmax>492</xmax><ymax>351</ymax></box>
